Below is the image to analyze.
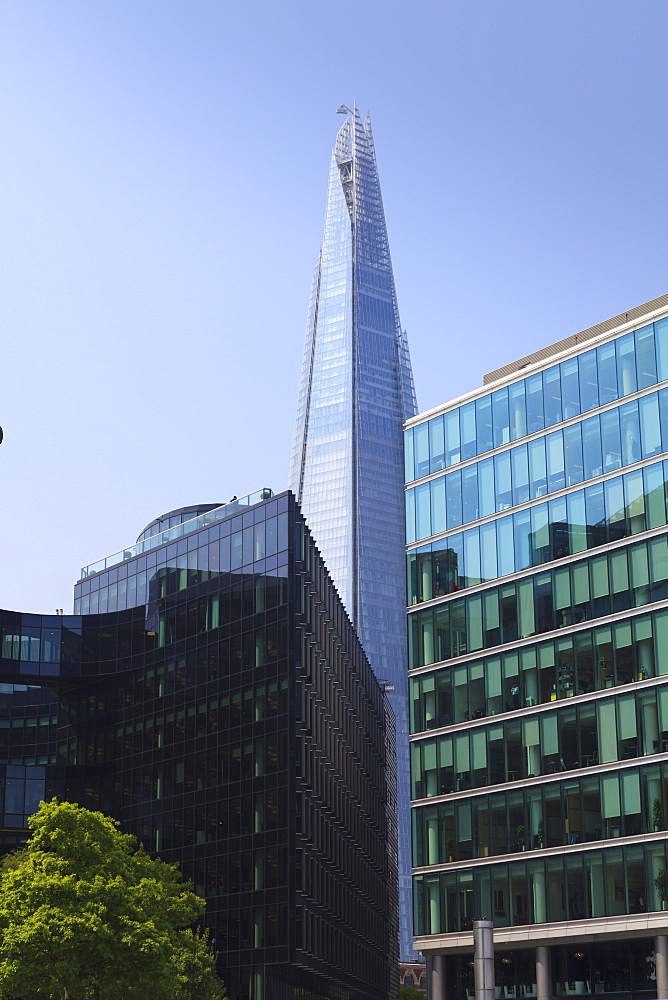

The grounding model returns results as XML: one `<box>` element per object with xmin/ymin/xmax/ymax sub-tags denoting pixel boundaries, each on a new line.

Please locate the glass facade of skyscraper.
<box><xmin>407</xmin><ymin>294</ymin><xmax>668</xmax><ymax>998</ymax></box>
<box><xmin>290</xmin><ymin>107</ymin><xmax>418</xmax><ymax>960</ymax></box>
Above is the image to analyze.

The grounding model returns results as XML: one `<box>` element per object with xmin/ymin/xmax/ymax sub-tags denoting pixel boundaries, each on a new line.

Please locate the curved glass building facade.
<box><xmin>1</xmin><ymin>491</ymin><xmax>398</xmax><ymax>1000</ymax></box>
<box><xmin>289</xmin><ymin>106</ymin><xmax>417</xmax><ymax>961</ymax></box>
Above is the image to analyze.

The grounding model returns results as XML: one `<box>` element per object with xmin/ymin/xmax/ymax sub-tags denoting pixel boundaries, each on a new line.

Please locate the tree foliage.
<box><xmin>0</xmin><ymin>799</ymin><xmax>225</xmax><ymax>1000</ymax></box>
<box><xmin>398</xmin><ymin>986</ymin><xmax>426</xmax><ymax>1000</ymax></box>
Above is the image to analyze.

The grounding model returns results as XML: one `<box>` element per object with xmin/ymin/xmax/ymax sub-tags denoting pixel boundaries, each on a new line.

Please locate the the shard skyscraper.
<box><xmin>289</xmin><ymin>106</ymin><xmax>418</xmax><ymax>961</ymax></box>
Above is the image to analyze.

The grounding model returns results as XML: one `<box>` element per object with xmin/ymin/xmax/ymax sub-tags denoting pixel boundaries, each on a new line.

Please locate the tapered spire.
<box><xmin>289</xmin><ymin>108</ymin><xmax>418</xmax><ymax>961</ymax></box>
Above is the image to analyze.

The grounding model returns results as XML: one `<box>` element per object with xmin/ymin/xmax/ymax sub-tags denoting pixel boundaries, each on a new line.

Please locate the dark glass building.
<box><xmin>0</xmin><ymin>490</ymin><xmax>398</xmax><ymax>1000</ymax></box>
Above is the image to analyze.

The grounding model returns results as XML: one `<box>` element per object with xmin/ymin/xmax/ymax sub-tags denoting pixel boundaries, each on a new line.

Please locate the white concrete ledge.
<box><xmin>416</xmin><ymin>911</ymin><xmax>668</xmax><ymax>955</ymax></box>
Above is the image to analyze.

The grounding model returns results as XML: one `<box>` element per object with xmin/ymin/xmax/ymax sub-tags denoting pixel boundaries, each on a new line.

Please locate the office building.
<box><xmin>405</xmin><ymin>294</ymin><xmax>668</xmax><ymax>997</ymax></box>
<box><xmin>289</xmin><ymin>104</ymin><xmax>418</xmax><ymax>961</ymax></box>
<box><xmin>1</xmin><ymin>489</ymin><xmax>398</xmax><ymax>1000</ymax></box>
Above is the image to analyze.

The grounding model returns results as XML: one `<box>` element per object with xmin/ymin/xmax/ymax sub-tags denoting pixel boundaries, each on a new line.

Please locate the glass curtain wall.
<box><xmin>408</xmin><ymin>301</ymin><xmax>668</xmax><ymax>990</ymax></box>
<box><xmin>289</xmin><ymin>107</ymin><xmax>418</xmax><ymax>961</ymax></box>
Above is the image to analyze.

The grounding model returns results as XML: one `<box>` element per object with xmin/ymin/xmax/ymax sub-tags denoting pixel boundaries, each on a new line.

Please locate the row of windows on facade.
<box><xmin>134</xmin><ymin>496</ymin><xmax>277</xmax><ymax>547</ymax></box>
<box><xmin>2</xmin><ymin>592</ymin><xmax>289</xmax><ymax>671</ymax></box>
<box><xmin>77</xmin><ymin>508</ymin><xmax>289</xmax><ymax>599</ymax></box>
<box><xmin>412</xmin><ymin>760</ymin><xmax>668</xmax><ymax>867</ymax></box>
<box><xmin>132</xmin><ymin>790</ymin><xmax>289</xmax><ymax>851</ymax></box>
<box><xmin>445</xmin><ymin>941</ymin><xmax>657</xmax><ymax>999</ymax></box>
<box><xmin>410</xmin><ymin>609</ymin><xmax>665</xmax><ymax>732</ymax></box>
<box><xmin>76</xmin><ymin>557</ymin><xmax>290</xmax><ymax>617</ymax></box>
<box><xmin>202</xmin><ymin>903</ymin><xmax>288</xmax><ymax>955</ymax></box>
<box><xmin>62</xmin><ymin>668</ymin><xmax>288</xmax><ymax>726</ymax></box>
<box><xmin>80</xmin><ymin>493</ymin><xmax>286</xmax><ymax>582</ymax></box>
<box><xmin>0</xmin><ymin>714</ymin><xmax>57</xmax><ymax>733</ymax></box>
<box><xmin>0</xmin><ymin>765</ymin><xmax>47</xmax><ymax>825</ymax></box>
<box><xmin>407</xmin><ymin>386</ymin><xmax>668</xmax><ymax>543</ymax></box>
<box><xmin>413</xmin><ymin>841</ymin><xmax>668</xmax><ymax>935</ymax></box>
<box><xmin>411</xmin><ymin>679</ymin><xmax>668</xmax><ymax>799</ymax></box>
<box><xmin>57</xmin><ymin>689</ymin><xmax>290</xmax><ymax>766</ymax></box>
<box><xmin>408</xmin><ymin>457</ymin><xmax>668</xmax><ymax>603</ymax></box>
<box><xmin>408</xmin><ymin>535</ymin><xmax>668</xmax><ymax>668</ymax></box>
<box><xmin>405</xmin><ymin>318</ymin><xmax>668</xmax><ymax>482</ymax></box>
<box><xmin>183</xmin><ymin>845</ymin><xmax>287</xmax><ymax>899</ymax></box>
<box><xmin>155</xmin><ymin>610</ymin><xmax>288</xmax><ymax>659</ymax></box>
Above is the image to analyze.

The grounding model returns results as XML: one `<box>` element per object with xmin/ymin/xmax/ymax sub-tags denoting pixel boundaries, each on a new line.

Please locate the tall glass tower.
<box><xmin>289</xmin><ymin>105</ymin><xmax>418</xmax><ymax>961</ymax></box>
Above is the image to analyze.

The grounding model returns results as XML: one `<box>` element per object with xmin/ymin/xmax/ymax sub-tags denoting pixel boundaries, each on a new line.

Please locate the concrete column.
<box><xmin>473</xmin><ymin>920</ymin><xmax>494</xmax><ymax>1000</ymax></box>
<box><xmin>427</xmin><ymin>954</ymin><xmax>446</xmax><ymax>1000</ymax></box>
<box><xmin>655</xmin><ymin>935</ymin><xmax>668</xmax><ymax>999</ymax></box>
<box><xmin>536</xmin><ymin>945</ymin><xmax>552</xmax><ymax>1000</ymax></box>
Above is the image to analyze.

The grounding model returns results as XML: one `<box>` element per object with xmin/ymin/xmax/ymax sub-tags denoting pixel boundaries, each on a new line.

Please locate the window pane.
<box><xmin>528</xmin><ymin>437</ymin><xmax>547</xmax><ymax>500</ymax></box>
<box><xmin>512</xmin><ymin>445</ymin><xmax>530</xmax><ymax>506</ymax></box>
<box><xmin>464</xmin><ymin>528</ymin><xmax>481</xmax><ymax>588</ymax></box>
<box><xmin>431</xmin><ymin>477</ymin><xmax>447</xmax><ymax>535</ymax></box>
<box><xmin>567</xmin><ymin>491</ymin><xmax>587</xmax><ymax>554</ymax></box>
<box><xmin>445</xmin><ymin>410</ymin><xmax>461</xmax><ymax>466</ymax></box>
<box><xmin>635</xmin><ymin>324</ymin><xmax>658</xmax><ymax>389</ymax></box>
<box><xmin>605</xmin><ymin>476</ymin><xmax>626</xmax><ymax>541</ymax></box>
<box><xmin>406</xmin><ymin>490</ymin><xmax>416</xmax><ymax>545</ymax></box>
<box><xmin>526</xmin><ymin>373</ymin><xmax>545</xmax><ymax>434</ymax></box>
<box><xmin>619</xmin><ymin>401</ymin><xmax>641</xmax><ymax>466</ymax></box>
<box><xmin>509</xmin><ymin>381</ymin><xmax>527</xmax><ymax>441</ymax></box>
<box><xmin>495</xmin><ymin>451</ymin><xmax>513</xmax><ymax>511</ymax></box>
<box><xmin>598</xmin><ymin>701</ymin><xmax>617</xmax><ymax>764</ymax></box>
<box><xmin>563</xmin><ymin>423</ymin><xmax>584</xmax><ymax>486</ymax></box>
<box><xmin>640</xmin><ymin>394</ymin><xmax>662</xmax><ymax>458</ymax></box>
<box><xmin>480</xmin><ymin>522</ymin><xmax>498</xmax><ymax>582</ymax></box>
<box><xmin>478</xmin><ymin>458</ymin><xmax>495</xmax><ymax>518</ymax></box>
<box><xmin>497</xmin><ymin>516</ymin><xmax>515</xmax><ymax>577</ymax></box>
<box><xmin>462</xmin><ymin>465</ymin><xmax>479</xmax><ymax>524</ymax></box>
<box><xmin>405</xmin><ymin>427</ymin><xmax>415</xmax><ymax>481</ymax></box>
<box><xmin>582</xmin><ymin>415</ymin><xmax>603</xmax><ymax>479</ymax></box>
<box><xmin>415</xmin><ymin>422</ymin><xmax>430</xmax><ymax>478</ymax></box>
<box><xmin>416</xmin><ymin>483</ymin><xmax>431</xmax><ymax>541</ymax></box>
<box><xmin>476</xmin><ymin>395</ymin><xmax>494</xmax><ymax>454</ymax></box>
<box><xmin>656</xmin><ymin>317</ymin><xmax>668</xmax><ymax>382</ymax></box>
<box><xmin>492</xmin><ymin>387</ymin><xmax>511</xmax><ymax>447</ymax></box>
<box><xmin>543</xmin><ymin>366</ymin><xmax>562</xmax><ymax>426</ymax></box>
<box><xmin>597</xmin><ymin>341</ymin><xmax>618</xmax><ymax>405</ymax></box>
<box><xmin>446</xmin><ymin>470</ymin><xmax>463</xmax><ymax>529</ymax></box>
<box><xmin>460</xmin><ymin>402</ymin><xmax>477</xmax><ymax>461</ymax></box>
<box><xmin>601</xmin><ymin>408</ymin><xmax>622</xmax><ymax>472</ymax></box>
<box><xmin>578</xmin><ymin>349</ymin><xmax>599</xmax><ymax>412</ymax></box>
<box><xmin>616</xmin><ymin>332</ymin><xmax>637</xmax><ymax>396</ymax></box>
<box><xmin>514</xmin><ymin>510</ymin><xmax>532</xmax><ymax>571</ymax></box>
<box><xmin>645</xmin><ymin>463</ymin><xmax>667</xmax><ymax>529</ymax></box>
<box><xmin>561</xmin><ymin>357</ymin><xmax>580</xmax><ymax>419</ymax></box>
<box><xmin>430</xmin><ymin>415</ymin><xmax>446</xmax><ymax>473</ymax></box>
<box><xmin>546</xmin><ymin>431</ymin><xmax>566</xmax><ymax>492</ymax></box>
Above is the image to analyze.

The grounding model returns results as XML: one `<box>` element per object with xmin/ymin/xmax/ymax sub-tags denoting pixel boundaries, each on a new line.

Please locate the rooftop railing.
<box><xmin>79</xmin><ymin>488</ymin><xmax>274</xmax><ymax>580</ymax></box>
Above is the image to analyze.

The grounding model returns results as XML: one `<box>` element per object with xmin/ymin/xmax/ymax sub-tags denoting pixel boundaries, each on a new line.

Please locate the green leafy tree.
<box><xmin>398</xmin><ymin>986</ymin><xmax>426</xmax><ymax>1000</ymax></box>
<box><xmin>0</xmin><ymin>799</ymin><xmax>225</xmax><ymax>1000</ymax></box>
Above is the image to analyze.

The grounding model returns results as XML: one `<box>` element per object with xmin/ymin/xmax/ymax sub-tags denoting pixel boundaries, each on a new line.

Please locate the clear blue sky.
<box><xmin>1</xmin><ymin>0</ymin><xmax>666</xmax><ymax>613</ymax></box>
